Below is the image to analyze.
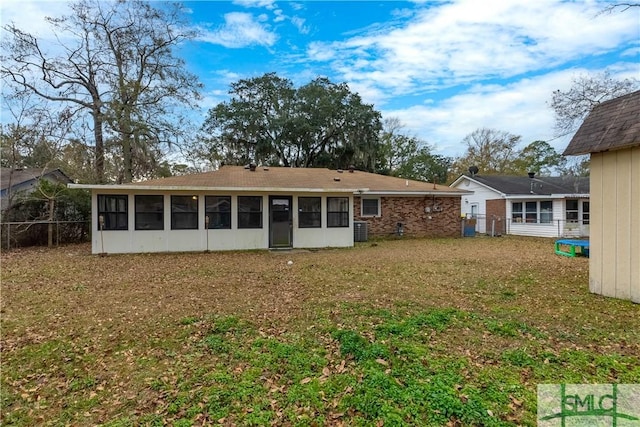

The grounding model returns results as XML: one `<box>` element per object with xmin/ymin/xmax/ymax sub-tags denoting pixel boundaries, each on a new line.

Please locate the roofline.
<box><xmin>68</xmin><ymin>183</ymin><xmax>366</xmax><ymax>193</ymax></box>
<box><xmin>450</xmin><ymin>175</ymin><xmax>506</xmax><ymax>197</ymax></box>
<box><xmin>1</xmin><ymin>167</ymin><xmax>73</xmax><ymax>190</ymax></box>
<box><xmin>504</xmin><ymin>194</ymin><xmax>590</xmax><ymax>199</ymax></box>
<box><xmin>563</xmin><ymin>143</ymin><xmax>638</xmax><ymax>156</ymax></box>
<box><xmin>363</xmin><ymin>190</ymin><xmax>471</xmax><ymax>196</ymax></box>
<box><xmin>68</xmin><ymin>183</ymin><xmax>468</xmax><ymax>196</ymax></box>
<box><xmin>451</xmin><ymin>174</ymin><xmax>590</xmax><ymax>196</ymax></box>
<box><xmin>551</xmin><ymin>194</ymin><xmax>590</xmax><ymax>198</ymax></box>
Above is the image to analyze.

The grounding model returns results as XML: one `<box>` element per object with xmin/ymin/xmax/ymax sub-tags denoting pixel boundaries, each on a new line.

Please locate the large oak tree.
<box><xmin>199</xmin><ymin>73</ymin><xmax>382</xmax><ymax>172</ymax></box>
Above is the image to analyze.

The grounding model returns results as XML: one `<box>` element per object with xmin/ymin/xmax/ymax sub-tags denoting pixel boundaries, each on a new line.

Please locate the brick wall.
<box><xmin>354</xmin><ymin>196</ymin><xmax>462</xmax><ymax>238</ymax></box>
<box><xmin>485</xmin><ymin>198</ymin><xmax>506</xmax><ymax>235</ymax></box>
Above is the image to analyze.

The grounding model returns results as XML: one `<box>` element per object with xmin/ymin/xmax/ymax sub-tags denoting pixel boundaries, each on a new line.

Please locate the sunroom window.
<box><xmin>97</xmin><ymin>195</ymin><xmax>128</xmax><ymax>230</ymax></box>
<box><xmin>327</xmin><ymin>197</ymin><xmax>349</xmax><ymax>227</ymax></box>
<box><xmin>205</xmin><ymin>196</ymin><xmax>231</xmax><ymax>229</ymax></box>
<box><xmin>238</xmin><ymin>196</ymin><xmax>262</xmax><ymax>229</ymax></box>
<box><xmin>298</xmin><ymin>197</ymin><xmax>321</xmax><ymax>228</ymax></box>
<box><xmin>171</xmin><ymin>195</ymin><xmax>198</xmax><ymax>230</ymax></box>
<box><xmin>135</xmin><ymin>195</ymin><xmax>164</xmax><ymax>230</ymax></box>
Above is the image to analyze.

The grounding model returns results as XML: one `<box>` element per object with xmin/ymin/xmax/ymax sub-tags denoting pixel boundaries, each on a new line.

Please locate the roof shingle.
<box><xmin>1</xmin><ymin>168</ymin><xmax>72</xmax><ymax>191</ymax></box>
<box><xmin>463</xmin><ymin>174</ymin><xmax>589</xmax><ymax>195</ymax></box>
<box><xmin>119</xmin><ymin>166</ymin><xmax>466</xmax><ymax>195</ymax></box>
<box><xmin>563</xmin><ymin>90</ymin><xmax>640</xmax><ymax>156</ymax></box>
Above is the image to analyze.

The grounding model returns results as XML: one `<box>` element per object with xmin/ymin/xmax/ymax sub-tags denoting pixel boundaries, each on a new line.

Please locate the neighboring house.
<box><xmin>450</xmin><ymin>174</ymin><xmax>590</xmax><ymax>238</ymax></box>
<box><xmin>0</xmin><ymin>168</ymin><xmax>73</xmax><ymax>212</ymax></box>
<box><xmin>563</xmin><ymin>90</ymin><xmax>639</xmax><ymax>303</ymax></box>
<box><xmin>69</xmin><ymin>165</ymin><xmax>470</xmax><ymax>254</ymax></box>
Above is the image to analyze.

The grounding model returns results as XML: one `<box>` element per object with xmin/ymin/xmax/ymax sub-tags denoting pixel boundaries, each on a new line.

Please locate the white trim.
<box><xmin>69</xmin><ymin>183</ymin><xmax>468</xmax><ymax>197</ymax></box>
<box><xmin>450</xmin><ymin>175</ymin><xmax>505</xmax><ymax>197</ymax></box>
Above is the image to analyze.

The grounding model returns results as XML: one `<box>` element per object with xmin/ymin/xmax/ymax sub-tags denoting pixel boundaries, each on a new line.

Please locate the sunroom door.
<box><xmin>269</xmin><ymin>196</ymin><xmax>292</xmax><ymax>248</ymax></box>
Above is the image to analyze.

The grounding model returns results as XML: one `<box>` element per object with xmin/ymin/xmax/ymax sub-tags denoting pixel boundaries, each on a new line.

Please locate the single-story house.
<box><xmin>69</xmin><ymin>165</ymin><xmax>470</xmax><ymax>254</ymax></box>
<box><xmin>449</xmin><ymin>173</ymin><xmax>590</xmax><ymax>238</ymax></box>
<box><xmin>1</xmin><ymin>168</ymin><xmax>73</xmax><ymax>212</ymax></box>
<box><xmin>563</xmin><ymin>90</ymin><xmax>639</xmax><ymax>303</ymax></box>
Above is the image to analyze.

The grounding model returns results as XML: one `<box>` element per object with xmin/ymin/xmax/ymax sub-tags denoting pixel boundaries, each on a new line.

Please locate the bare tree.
<box><xmin>1</xmin><ymin>0</ymin><xmax>202</xmax><ymax>183</ymax></box>
<box><xmin>550</xmin><ymin>71</ymin><xmax>639</xmax><ymax>138</ymax></box>
<box><xmin>2</xmin><ymin>12</ymin><xmax>109</xmax><ymax>182</ymax></box>
<box><xmin>597</xmin><ymin>2</ymin><xmax>640</xmax><ymax>15</ymax></box>
<box><xmin>451</xmin><ymin>128</ymin><xmax>522</xmax><ymax>176</ymax></box>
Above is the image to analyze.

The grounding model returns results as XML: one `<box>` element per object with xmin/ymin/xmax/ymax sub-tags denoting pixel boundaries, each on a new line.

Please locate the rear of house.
<box><xmin>71</xmin><ymin>166</ymin><xmax>468</xmax><ymax>254</ymax></box>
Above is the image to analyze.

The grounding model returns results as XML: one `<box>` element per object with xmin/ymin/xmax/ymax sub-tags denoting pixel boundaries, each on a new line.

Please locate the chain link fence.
<box><xmin>1</xmin><ymin>220</ymin><xmax>90</xmax><ymax>250</ymax></box>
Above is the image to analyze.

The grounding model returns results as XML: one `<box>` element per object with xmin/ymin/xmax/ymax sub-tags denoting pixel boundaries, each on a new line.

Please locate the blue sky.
<box><xmin>2</xmin><ymin>0</ymin><xmax>639</xmax><ymax>158</ymax></box>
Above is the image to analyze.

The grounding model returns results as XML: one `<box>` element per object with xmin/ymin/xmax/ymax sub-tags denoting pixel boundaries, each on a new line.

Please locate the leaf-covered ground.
<box><xmin>1</xmin><ymin>236</ymin><xmax>639</xmax><ymax>426</ymax></box>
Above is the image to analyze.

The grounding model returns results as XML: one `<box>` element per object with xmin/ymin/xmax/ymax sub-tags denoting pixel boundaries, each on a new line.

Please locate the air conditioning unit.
<box><xmin>354</xmin><ymin>221</ymin><xmax>368</xmax><ymax>242</ymax></box>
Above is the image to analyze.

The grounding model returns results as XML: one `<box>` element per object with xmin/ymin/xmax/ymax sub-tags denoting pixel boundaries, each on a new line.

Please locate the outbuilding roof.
<box><xmin>1</xmin><ymin>168</ymin><xmax>72</xmax><ymax>191</ymax></box>
<box><xmin>563</xmin><ymin>90</ymin><xmax>640</xmax><ymax>156</ymax></box>
<box><xmin>70</xmin><ymin>166</ymin><xmax>469</xmax><ymax>196</ymax></box>
<box><xmin>453</xmin><ymin>174</ymin><xmax>590</xmax><ymax>196</ymax></box>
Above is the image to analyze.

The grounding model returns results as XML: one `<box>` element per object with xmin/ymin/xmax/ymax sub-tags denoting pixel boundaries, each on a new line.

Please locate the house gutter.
<box><xmin>68</xmin><ymin>184</ymin><xmax>469</xmax><ymax>196</ymax></box>
<box><xmin>68</xmin><ymin>183</ymin><xmax>366</xmax><ymax>194</ymax></box>
<box><xmin>503</xmin><ymin>194</ymin><xmax>589</xmax><ymax>199</ymax></box>
<box><xmin>362</xmin><ymin>190</ymin><xmax>471</xmax><ymax>197</ymax></box>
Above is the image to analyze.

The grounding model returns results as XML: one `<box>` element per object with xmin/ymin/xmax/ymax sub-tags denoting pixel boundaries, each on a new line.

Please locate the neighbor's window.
<box><xmin>566</xmin><ymin>199</ymin><xmax>579</xmax><ymax>223</ymax></box>
<box><xmin>525</xmin><ymin>201</ymin><xmax>538</xmax><ymax>223</ymax></box>
<box><xmin>238</xmin><ymin>196</ymin><xmax>262</xmax><ymax>228</ymax></box>
<box><xmin>171</xmin><ymin>195</ymin><xmax>198</xmax><ymax>230</ymax></box>
<box><xmin>582</xmin><ymin>201</ymin><xmax>590</xmax><ymax>225</ymax></box>
<box><xmin>540</xmin><ymin>201</ymin><xmax>553</xmax><ymax>224</ymax></box>
<box><xmin>298</xmin><ymin>197</ymin><xmax>321</xmax><ymax>228</ymax></box>
<box><xmin>512</xmin><ymin>202</ymin><xmax>523</xmax><ymax>223</ymax></box>
<box><xmin>97</xmin><ymin>194</ymin><xmax>128</xmax><ymax>230</ymax></box>
<box><xmin>327</xmin><ymin>197</ymin><xmax>349</xmax><ymax>227</ymax></box>
<box><xmin>361</xmin><ymin>198</ymin><xmax>380</xmax><ymax>217</ymax></box>
<box><xmin>135</xmin><ymin>195</ymin><xmax>164</xmax><ymax>230</ymax></box>
<box><xmin>513</xmin><ymin>201</ymin><xmax>553</xmax><ymax>225</ymax></box>
<box><xmin>205</xmin><ymin>196</ymin><xmax>231</xmax><ymax>229</ymax></box>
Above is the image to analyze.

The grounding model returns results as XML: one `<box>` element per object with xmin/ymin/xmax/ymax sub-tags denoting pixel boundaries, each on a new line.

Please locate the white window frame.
<box><xmin>361</xmin><ymin>197</ymin><xmax>381</xmax><ymax>217</ymax></box>
<box><xmin>512</xmin><ymin>200</ymin><xmax>553</xmax><ymax>225</ymax></box>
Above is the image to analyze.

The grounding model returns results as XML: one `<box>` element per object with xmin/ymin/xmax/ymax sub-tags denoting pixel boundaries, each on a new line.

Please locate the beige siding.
<box><xmin>632</xmin><ymin>147</ymin><xmax>640</xmax><ymax>303</ymax></box>
<box><xmin>590</xmin><ymin>147</ymin><xmax>640</xmax><ymax>303</ymax></box>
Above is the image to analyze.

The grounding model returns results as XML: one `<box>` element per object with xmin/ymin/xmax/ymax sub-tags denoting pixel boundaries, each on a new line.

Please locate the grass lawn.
<box><xmin>1</xmin><ymin>236</ymin><xmax>639</xmax><ymax>426</ymax></box>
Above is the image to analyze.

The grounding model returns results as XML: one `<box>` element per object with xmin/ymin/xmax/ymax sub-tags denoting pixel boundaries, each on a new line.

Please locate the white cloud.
<box><xmin>270</xmin><ymin>7</ymin><xmax>308</xmax><ymax>34</ymax></box>
<box><xmin>232</xmin><ymin>0</ymin><xmax>277</xmax><ymax>10</ymax></box>
<box><xmin>0</xmin><ymin>0</ymin><xmax>71</xmax><ymax>38</ymax></box>
<box><xmin>307</xmin><ymin>41</ymin><xmax>337</xmax><ymax>61</ymax></box>
<box><xmin>289</xmin><ymin>16</ymin><xmax>309</xmax><ymax>34</ymax></box>
<box><xmin>380</xmin><ymin>65</ymin><xmax>636</xmax><ymax>157</ymax></box>
<box><xmin>197</xmin><ymin>12</ymin><xmax>277</xmax><ymax>48</ymax></box>
<box><xmin>273</xmin><ymin>9</ymin><xmax>286</xmax><ymax>23</ymax></box>
<box><xmin>311</xmin><ymin>0</ymin><xmax>639</xmax><ymax>100</ymax></box>
<box><xmin>621</xmin><ymin>46</ymin><xmax>640</xmax><ymax>57</ymax></box>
